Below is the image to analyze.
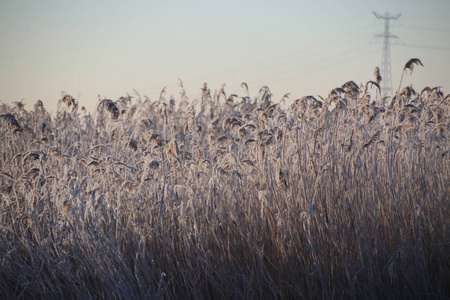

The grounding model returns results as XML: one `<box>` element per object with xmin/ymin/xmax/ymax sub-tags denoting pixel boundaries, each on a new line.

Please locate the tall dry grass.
<box><xmin>0</xmin><ymin>61</ymin><xmax>449</xmax><ymax>299</ymax></box>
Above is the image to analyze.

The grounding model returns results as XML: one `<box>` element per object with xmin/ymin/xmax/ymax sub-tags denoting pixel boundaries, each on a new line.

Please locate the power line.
<box><xmin>194</xmin><ymin>24</ymin><xmax>376</xmax><ymax>81</ymax></box>
<box><xmin>399</xmin><ymin>43</ymin><xmax>450</xmax><ymax>52</ymax></box>
<box><xmin>174</xmin><ymin>43</ymin><xmax>376</xmax><ymax>99</ymax></box>
<box><xmin>192</xmin><ymin>35</ymin><xmax>372</xmax><ymax>87</ymax></box>
<box><xmin>137</xmin><ymin>43</ymin><xmax>378</xmax><ymax>101</ymax></box>
<box><xmin>249</xmin><ymin>48</ymin><xmax>379</xmax><ymax>93</ymax></box>
<box><xmin>178</xmin><ymin>32</ymin><xmax>375</xmax><ymax>92</ymax></box>
<box><xmin>140</xmin><ymin>23</ymin><xmax>376</xmax><ymax>93</ymax></box>
<box><xmin>143</xmin><ymin>41</ymin><xmax>376</xmax><ymax>99</ymax></box>
<box><xmin>401</xmin><ymin>24</ymin><xmax>450</xmax><ymax>33</ymax></box>
<box><xmin>245</xmin><ymin>44</ymin><xmax>376</xmax><ymax>86</ymax></box>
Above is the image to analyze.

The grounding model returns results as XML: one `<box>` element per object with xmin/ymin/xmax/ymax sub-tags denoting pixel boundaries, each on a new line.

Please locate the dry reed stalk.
<box><xmin>397</xmin><ymin>58</ymin><xmax>424</xmax><ymax>98</ymax></box>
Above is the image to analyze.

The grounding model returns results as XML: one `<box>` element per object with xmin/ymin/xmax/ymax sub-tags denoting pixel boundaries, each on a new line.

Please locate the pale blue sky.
<box><xmin>1</xmin><ymin>0</ymin><xmax>449</xmax><ymax>112</ymax></box>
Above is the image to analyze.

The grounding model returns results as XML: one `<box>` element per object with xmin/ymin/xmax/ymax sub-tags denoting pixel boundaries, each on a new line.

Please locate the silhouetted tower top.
<box><xmin>373</xmin><ymin>11</ymin><xmax>401</xmax><ymax>98</ymax></box>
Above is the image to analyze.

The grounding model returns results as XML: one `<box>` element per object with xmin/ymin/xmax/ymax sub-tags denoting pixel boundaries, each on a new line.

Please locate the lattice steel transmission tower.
<box><xmin>373</xmin><ymin>11</ymin><xmax>401</xmax><ymax>97</ymax></box>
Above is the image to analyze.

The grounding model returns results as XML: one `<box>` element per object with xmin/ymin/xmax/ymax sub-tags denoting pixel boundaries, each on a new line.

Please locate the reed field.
<box><xmin>0</xmin><ymin>60</ymin><xmax>449</xmax><ymax>299</ymax></box>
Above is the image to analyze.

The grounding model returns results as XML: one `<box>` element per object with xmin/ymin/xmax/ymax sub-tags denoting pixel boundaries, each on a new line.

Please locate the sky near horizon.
<box><xmin>1</xmin><ymin>0</ymin><xmax>450</xmax><ymax>113</ymax></box>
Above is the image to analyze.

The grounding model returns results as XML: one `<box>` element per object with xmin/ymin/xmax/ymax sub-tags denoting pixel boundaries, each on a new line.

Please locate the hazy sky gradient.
<box><xmin>1</xmin><ymin>0</ymin><xmax>449</xmax><ymax>113</ymax></box>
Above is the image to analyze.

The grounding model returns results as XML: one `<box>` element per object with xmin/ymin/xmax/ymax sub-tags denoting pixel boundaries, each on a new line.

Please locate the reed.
<box><xmin>0</xmin><ymin>61</ymin><xmax>448</xmax><ymax>299</ymax></box>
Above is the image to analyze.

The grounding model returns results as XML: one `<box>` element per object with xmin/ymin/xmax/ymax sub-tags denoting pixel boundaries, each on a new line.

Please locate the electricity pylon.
<box><xmin>373</xmin><ymin>11</ymin><xmax>401</xmax><ymax>97</ymax></box>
